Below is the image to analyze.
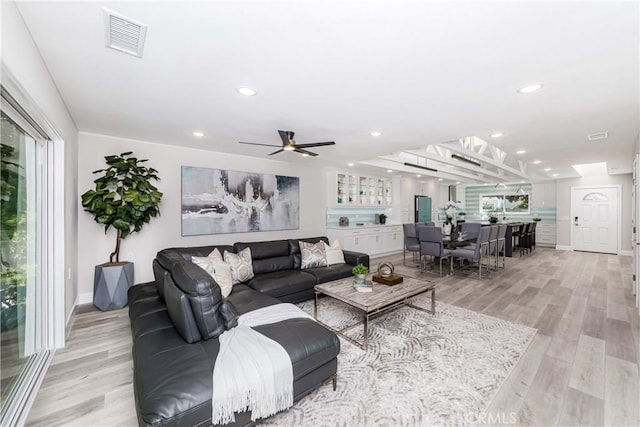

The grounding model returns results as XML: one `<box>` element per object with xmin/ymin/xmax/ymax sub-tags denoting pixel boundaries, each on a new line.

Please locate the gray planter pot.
<box><xmin>93</xmin><ymin>262</ymin><xmax>134</xmax><ymax>311</ymax></box>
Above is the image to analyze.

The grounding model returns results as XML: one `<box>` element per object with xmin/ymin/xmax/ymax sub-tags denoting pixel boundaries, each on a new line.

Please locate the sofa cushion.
<box><xmin>171</xmin><ymin>260</ymin><xmax>226</xmax><ymax>340</ymax></box>
<box><xmin>223</xmin><ymin>247</ymin><xmax>255</xmax><ymax>284</ymax></box>
<box><xmin>244</xmin><ymin>270</ymin><xmax>317</xmax><ymax>299</ymax></box>
<box><xmin>300</xmin><ymin>241</ymin><xmax>328</xmax><ymax>269</ymax></box>
<box><xmin>234</xmin><ymin>240</ymin><xmax>294</xmax><ymax>274</ymax></box>
<box><xmin>156</xmin><ymin>245</ymin><xmax>234</xmax><ymax>299</ymax></box>
<box><xmin>192</xmin><ymin>250</ymin><xmax>233</xmax><ymax>297</ymax></box>
<box><xmin>164</xmin><ymin>277</ymin><xmax>202</xmax><ymax>343</ymax></box>
<box><xmin>219</xmin><ymin>300</ymin><xmax>239</xmax><ymax>329</ymax></box>
<box><xmin>289</xmin><ymin>237</ymin><xmax>329</xmax><ymax>269</ymax></box>
<box><xmin>156</xmin><ymin>245</ymin><xmax>235</xmax><ymax>271</ymax></box>
<box><xmin>302</xmin><ymin>263</ymin><xmax>355</xmax><ymax>284</ymax></box>
<box><xmin>226</xmin><ymin>284</ymin><xmax>280</xmax><ymax>315</ymax></box>
<box><xmin>325</xmin><ymin>240</ymin><xmax>346</xmax><ymax>265</ymax></box>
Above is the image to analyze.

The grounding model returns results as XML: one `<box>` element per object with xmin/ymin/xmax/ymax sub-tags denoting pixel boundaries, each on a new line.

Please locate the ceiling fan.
<box><xmin>239</xmin><ymin>130</ymin><xmax>335</xmax><ymax>157</ymax></box>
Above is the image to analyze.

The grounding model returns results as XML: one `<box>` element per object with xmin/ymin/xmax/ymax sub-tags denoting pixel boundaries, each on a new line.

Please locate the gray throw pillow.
<box><xmin>300</xmin><ymin>241</ymin><xmax>328</xmax><ymax>269</ymax></box>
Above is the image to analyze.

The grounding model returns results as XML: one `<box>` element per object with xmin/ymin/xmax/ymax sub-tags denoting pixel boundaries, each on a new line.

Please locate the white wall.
<box><xmin>396</xmin><ymin>177</ymin><xmax>446</xmax><ymax>223</ymax></box>
<box><xmin>555</xmin><ymin>174</ymin><xmax>633</xmax><ymax>252</ymax></box>
<box><xmin>1</xmin><ymin>2</ymin><xmax>79</xmax><ymax>323</ymax></box>
<box><xmin>77</xmin><ymin>132</ymin><xmax>327</xmax><ymax>299</ymax></box>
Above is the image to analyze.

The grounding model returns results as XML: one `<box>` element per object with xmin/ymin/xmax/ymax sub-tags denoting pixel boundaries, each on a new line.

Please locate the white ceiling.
<box><xmin>15</xmin><ymin>1</ymin><xmax>640</xmax><ymax>183</ymax></box>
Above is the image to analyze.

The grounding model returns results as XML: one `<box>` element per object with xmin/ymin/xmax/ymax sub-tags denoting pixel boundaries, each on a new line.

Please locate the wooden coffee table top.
<box><xmin>314</xmin><ymin>275</ymin><xmax>435</xmax><ymax>313</ymax></box>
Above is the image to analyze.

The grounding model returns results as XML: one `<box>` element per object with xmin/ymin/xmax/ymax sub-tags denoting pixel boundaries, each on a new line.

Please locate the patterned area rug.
<box><xmin>260</xmin><ymin>293</ymin><xmax>536</xmax><ymax>427</ymax></box>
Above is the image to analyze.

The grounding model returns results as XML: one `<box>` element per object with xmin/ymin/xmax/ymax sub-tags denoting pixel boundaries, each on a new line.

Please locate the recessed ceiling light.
<box><xmin>543</xmin><ymin>168</ymin><xmax>551</xmax><ymax>172</ymax></box>
<box><xmin>516</xmin><ymin>150</ymin><xmax>526</xmax><ymax>154</ymax></box>
<box><xmin>518</xmin><ymin>83</ymin><xmax>543</xmax><ymax>94</ymax></box>
<box><xmin>348</xmin><ymin>162</ymin><xmax>354</xmax><ymax>167</ymax></box>
<box><xmin>456</xmin><ymin>181</ymin><xmax>460</xmax><ymax>184</ymax></box>
<box><xmin>520</xmin><ymin>181</ymin><xmax>525</xmax><ymax>183</ymax></box>
<box><xmin>532</xmin><ymin>160</ymin><xmax>541</xmax><ymax>164</ymax></box>
<box><xmin>438</xmin><ymin>178</ymin><xmax>443</xmax><ymax>181</ymax></box>
<box><xmin>483</xmin><ymin>183</ymin><xmax>489</xmax><ymax>186</ymax></box>
<box><xmin>490</xmin><ymin>132</ymin><xmax>503</xmax><ymax>138</ymax></box>
<box><xmin>302</xmin><ymin>153</ymin><xmax>309</xmax><ymax>157</ymax></box>
<box><xmin>552</xmin><ymin>173</ymin><xmax>559</xmax><ymax>177</ymax></box>
<box><xmin>416</xmin><ymin>174</ymin><xmax>422</xmax><ymax>178</ymax></box>
<box><xmin>237</xmin><ymin>87</ymin><xmax>257</xmax><ymax>96</ymax></box>
<box><xmin>192</xmin><ymin>131</ymin><xmax>205</xmax><ymax>137</ymax></box>
<box><xmin>370</xmin><ymin>131</ymin><xmax>382</xmax><ymax>137</ymax></box>
<box><xmin>387</xmin><ymin>169</ymin><xmax>393</xmax><ymax>173</ymax></box>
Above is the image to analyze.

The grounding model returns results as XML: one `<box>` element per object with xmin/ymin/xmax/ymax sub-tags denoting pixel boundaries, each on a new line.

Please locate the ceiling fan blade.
<box><xmin>294</xmin><ymin>141</ymin><xmax>336</xmax><ymax>148</ymax></box>
<box><xmin>268</xmin><ymin>149</ymin><xmax>285</xmax><ymax>156</ymax></box>
<box><xmin>277</xmin><ymin>130</ymin><xmax>292</xmax><ymax>145</ymax></box>
<box><xmin>294</xmin><ymin>148</ymin><xmax>319</xmax><ymax>157</ymax></box>
<box><xmin>239</xmin><ymin>141</ymin><xmax>282</xmax><ymax>147</ymax></box>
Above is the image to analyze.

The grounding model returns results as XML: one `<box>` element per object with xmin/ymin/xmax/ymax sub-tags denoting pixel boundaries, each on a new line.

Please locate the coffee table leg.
<box><xmin>431</xmin><ymin>287</ymin><xmax>436</xmax><ymax>314</ymax></box>
<box><xmin>314</xmin><ymin>292</ymin><xmax>318</xmax><ymax>319</ymax></box>
<box><xmin>363</xmin><ymin>313</ymin><xmax>369</xmax><ymax>350</ymax></box>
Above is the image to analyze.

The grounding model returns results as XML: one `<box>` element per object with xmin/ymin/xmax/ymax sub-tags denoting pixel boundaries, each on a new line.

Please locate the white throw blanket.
<box><xmin>211</xmin><ymin>303</ymin><xmax>314</xmax><ymax>424</ymax></box>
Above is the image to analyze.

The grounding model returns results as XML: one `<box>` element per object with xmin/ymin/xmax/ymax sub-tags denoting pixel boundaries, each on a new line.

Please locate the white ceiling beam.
<box><xmin>361</xmin><ymin>156</ymin><xmax>486</xmax><ymax>184</ymax></box>
<box><xmin>402</xmin><ymin>149</ymin><xmax>507</xmax><ymax>181</ymax></box>
<box><xmin>440</xmin><ymin>143</ymin><xmax>531</xmax><ymax>180</ymax></box>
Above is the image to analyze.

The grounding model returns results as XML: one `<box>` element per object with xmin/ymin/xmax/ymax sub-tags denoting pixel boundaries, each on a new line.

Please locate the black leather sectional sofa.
<box><xmin>128</xmin><ymin>236</ymin><xmax>369</xmax><ymax>426</ymax></box>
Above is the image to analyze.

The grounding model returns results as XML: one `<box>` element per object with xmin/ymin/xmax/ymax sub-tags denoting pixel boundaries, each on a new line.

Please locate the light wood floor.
<box><xmin>26</xmin><ymin>247</ymin><xmax>639</xmax><ymax>426</ymax></box>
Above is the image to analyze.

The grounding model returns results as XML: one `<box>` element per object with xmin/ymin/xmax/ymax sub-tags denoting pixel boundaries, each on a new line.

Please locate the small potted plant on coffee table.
<box><xmin>352</xmin><ymin>263</ymin><xmax>369</xmax><ymax>284</ymax></box>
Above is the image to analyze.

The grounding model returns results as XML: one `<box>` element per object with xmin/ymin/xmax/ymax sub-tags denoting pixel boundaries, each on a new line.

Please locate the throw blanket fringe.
<box><xmin>212</xmin><ymin>303</ymin><xmax>314</xmax><ymax>424</ymax></box>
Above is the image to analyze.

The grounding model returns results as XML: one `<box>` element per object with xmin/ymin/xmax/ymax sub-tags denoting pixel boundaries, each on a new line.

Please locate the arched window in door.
<box><xmin>583</xmin><ymin>192</ymin><xmax>608</xmax><ymax>201</ymax></box>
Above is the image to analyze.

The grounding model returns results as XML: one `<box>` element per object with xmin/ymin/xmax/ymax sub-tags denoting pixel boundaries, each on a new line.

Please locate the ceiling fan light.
<box><xmin>237</xmin><ymin>87</ymin><xmax>257</xmax><ymax>96</ymax></box>
<box><xmin>518</xmin><ymin>83</ymin><xmax>543</xmax><ymax>94</ymax></box>
<box><xmin>283</xmin><ymin>145</ymin><xmax>295</xmax><ymax>151</ymax></box>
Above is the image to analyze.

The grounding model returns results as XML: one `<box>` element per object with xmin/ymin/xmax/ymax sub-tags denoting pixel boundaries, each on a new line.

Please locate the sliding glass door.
<box><xmin>0</xmin><ymin>109</ymin><xmax>43</xmax><ymax>412</ymax></box>
<box><xmin>0</xmin><ymin>71</ymin><xmax>64</xmax><ymax>425</ymax></box>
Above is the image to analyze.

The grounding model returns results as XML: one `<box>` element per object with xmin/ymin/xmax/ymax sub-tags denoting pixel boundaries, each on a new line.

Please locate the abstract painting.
<box><xmin>181</xmin><ymin>166</ymin><xmax>299</xmax><ymax>236</ymax></box>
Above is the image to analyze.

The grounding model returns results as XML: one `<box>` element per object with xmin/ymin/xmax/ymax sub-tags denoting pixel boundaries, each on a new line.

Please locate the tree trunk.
<box><xmin>109</xmin><ymin>230</ymin><xmax>122</xmax><ymax>263</ymax></box>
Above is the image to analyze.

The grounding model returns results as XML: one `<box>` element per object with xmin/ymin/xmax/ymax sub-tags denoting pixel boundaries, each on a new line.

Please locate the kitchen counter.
<box><xmin>326</xmin><ymin>223</ymin><xmax>401</xmax><ymax>230</ymax></box>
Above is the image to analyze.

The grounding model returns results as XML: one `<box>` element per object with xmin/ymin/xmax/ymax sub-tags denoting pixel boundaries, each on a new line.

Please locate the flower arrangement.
<box><xmin>444</xmin><ymin>201</ymin><xmax>457</xmax><ymax>224</ymax></box>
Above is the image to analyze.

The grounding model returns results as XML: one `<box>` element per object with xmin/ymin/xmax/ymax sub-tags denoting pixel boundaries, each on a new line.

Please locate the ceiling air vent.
<box><xmin>103</xmin><ymin>8</ymin><xmax>147</xmax><ymax>58</ymax></box>
<box><xmin>587</xmin><ymin>132</ymin><xmax>608</xmax><ymax>141</ymax></box>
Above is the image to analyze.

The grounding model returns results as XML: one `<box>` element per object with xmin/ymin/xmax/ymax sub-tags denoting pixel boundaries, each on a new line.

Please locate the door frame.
<box><xmin>570</xmin><ymin>185</ymin><xmax>622</xmax><ymax>254</ymax></box>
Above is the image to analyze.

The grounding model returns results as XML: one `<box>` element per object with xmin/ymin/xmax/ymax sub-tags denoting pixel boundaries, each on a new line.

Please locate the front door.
<box><xmin>571</xmin><ymin>187</ymin><xmax>618</xmax><ymax>254</ymax></box>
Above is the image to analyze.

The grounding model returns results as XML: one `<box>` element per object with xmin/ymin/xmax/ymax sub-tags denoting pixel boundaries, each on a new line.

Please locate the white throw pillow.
<box><xmin>191</xmin><ymin>252</ymin><xmax>233</xmax><ymax>297</ymax></box>
<box><xmin>325</xmin><ymin>240</ymin><xmax>345</xmax><ymax>265</ymax></box>
<box><xmin>223</xmin><ymin>247</ymin><xmax>254</xmax><ymax>284</ymax></box>
<box><xmin>300</xmin><ymin>241</ymin><xmax>328</xmax><ymax>269</ymax></box>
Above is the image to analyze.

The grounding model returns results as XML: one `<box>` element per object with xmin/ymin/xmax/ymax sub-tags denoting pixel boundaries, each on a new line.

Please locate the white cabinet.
<box><xmin>331</xmin><ymin>172</ymin><xmax>392</xmax><ymax>207</ymax></box>
<box><xmin>532</xmin><ymin>183</ymin><xmax>557</xmax><ymax>208</ymax></box>
<box><xmin>326</xmin><ymin>225</ymin><xmax>403</xmax><ymax>257</ymax></box>
<box><xmin>536</xmin><ymin>223</ymin><xmax>556</xmax><ymax>246</ymax></box>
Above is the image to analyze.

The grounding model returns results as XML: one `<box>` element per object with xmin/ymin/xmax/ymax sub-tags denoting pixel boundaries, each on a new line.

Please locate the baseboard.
<box><xmin>555</xmin><ymin>245</ymin><xmax>573</xmax><ymax>251</ymax></box>
<box><xmin>370</xmin><ymin>250</ymin><xmax>403</xmax><ymax>259</ymax></box>
<box><xmin>66</xmin><ymin>294</ymin><xmax>79</xmax><ymax>327</ymax></box>
<box><xmin>78</xmin><ymin>292</ymin><xmax>93</xmax><ymax>305</ymax></box>
<box><xmin>619</xmin><ymin>250</ymin><xmax>633</xmax><ymax>257</ymax></box>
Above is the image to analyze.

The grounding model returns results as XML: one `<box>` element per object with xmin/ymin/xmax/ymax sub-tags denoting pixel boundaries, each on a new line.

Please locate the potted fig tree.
<box><xmin>81</xmin><ymin>152</ymin><xmax>163</xmax><ymax>310</ymax></box>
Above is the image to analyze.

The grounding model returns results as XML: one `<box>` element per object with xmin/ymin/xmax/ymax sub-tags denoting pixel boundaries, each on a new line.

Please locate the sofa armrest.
<box><xmin>343</xmin><ymin>250</ymin><xmax>369</xmax><ymax>268</ymax></box>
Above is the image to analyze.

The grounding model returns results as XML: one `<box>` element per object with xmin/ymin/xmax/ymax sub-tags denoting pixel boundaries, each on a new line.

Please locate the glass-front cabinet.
<box><xmin>334</xmin><ymin>172</ymin><xmax>392</xmax><ymax>206</ymax></box>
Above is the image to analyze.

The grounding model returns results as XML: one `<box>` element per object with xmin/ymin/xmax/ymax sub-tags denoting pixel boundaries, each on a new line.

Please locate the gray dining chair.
<box><xmin>418</xmin><ymin>226</ymin><xmax>452</xmax><ymax>276</ymax></box>
<box><xmin>496</xmin><ymin>224</ymin><xmax>508</xmax><ymax>268</ymax></box>
<box><xmin>461</xmin><ymin>222</ymin><xmax>482</xmax><ymax>243</ymax></box>
<box><xmin>449</xmin><ymin>226</ymin><xmax>491</xmax><ymax>279</ymax></box>
<box><xmin>402</xmin><ymin>223</ymin><xmax>420</xmax><ymax>266</ymax></box>
<box><xmin>488</xmin><ymin>225</ymin><xmax>499</xmax><ymax>270</ymax></box>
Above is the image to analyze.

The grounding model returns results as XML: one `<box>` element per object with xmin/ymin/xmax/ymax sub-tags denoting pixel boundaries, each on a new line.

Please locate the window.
<box><xmin>583</xmin><ymin>192</ymin><xmax>608</xmax><ymax>201</ymax></box>
<box><xmin>0</xmin><ymin>73</ymin><xmax>64</xmax><ymax>426</ymax></box>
